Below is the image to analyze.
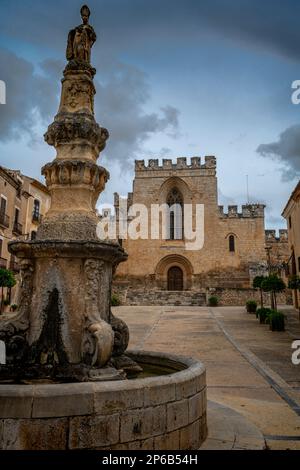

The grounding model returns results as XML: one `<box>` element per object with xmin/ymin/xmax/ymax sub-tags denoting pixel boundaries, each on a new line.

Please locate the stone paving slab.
<box><xmin>114</xmin><ymin>305</ymin><xmax>300</xmax><ymax>450</ymax></box>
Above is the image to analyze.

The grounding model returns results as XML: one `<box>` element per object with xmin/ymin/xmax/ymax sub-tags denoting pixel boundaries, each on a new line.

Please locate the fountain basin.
<box><xmin>0</xmin><ymin>351</ymin><xmax>207</xmax><ymax>450</ymax></box>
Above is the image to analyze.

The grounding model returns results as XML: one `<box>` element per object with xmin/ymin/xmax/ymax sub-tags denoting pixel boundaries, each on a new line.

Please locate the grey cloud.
<box><xmin>257</xmin><ymin>125</ymin><xmax>300</xmax><ymax>181</ymax></box>
<box><xmin>95</xmin><ymin>62</ymin><xmax>180</xmax><ymax>166</ymax></box>
<box><xmin>0</xmin><ymin>48</ymin><xmax>180</xmax><ymax>167</ymax></box>
<box><xmin>0</xmin><ymin>49</ymin><xmax>61</xmax><ymax>143</ymax></box>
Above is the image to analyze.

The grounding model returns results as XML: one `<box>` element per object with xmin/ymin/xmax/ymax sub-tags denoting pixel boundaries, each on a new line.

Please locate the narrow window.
<box><xmin>229</xmin><ymin>235</ymin><xmax>235</xmax><ymax>252</ymax></box>
<box><xmin>0</xmin><ymin>197</ymin><xmax>6</xmax><ymax>215</ymax></box>
<box><xmin>167</xmin><ymin>188</ymin><xmax>183</xmax><ymax>240</ymax></box>
<box><xmin>31</xmin><ymin>231</ymin><xmax>37</xmax><ymax>240</ymax></box>
<box><xmin>289</xmin><ymin>216</ymin><xmax>292</xmax><ymax>229</ymax></box>
<box><xmin>33</xmin><ymin>199</ymin><xmax>40</xmax><ymax>220</ymax></box>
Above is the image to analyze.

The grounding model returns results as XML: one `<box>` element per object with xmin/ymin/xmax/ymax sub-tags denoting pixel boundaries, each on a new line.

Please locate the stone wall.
<box><xmin>210</xmin><ymin>288</ymin><xmax>293</xmax><ymax>307</ymax></box>
<box><xmin>112</xmin><ymin>282</ymin><xmax>292</xmax><ymax>307</ymax></box>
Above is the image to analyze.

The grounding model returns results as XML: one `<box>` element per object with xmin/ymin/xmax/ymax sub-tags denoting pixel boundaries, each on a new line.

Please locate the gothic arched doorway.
<box><xmin>168</xmin><ymin>266</ymin><xmax>183</xmax><ymax>291</ymax></box>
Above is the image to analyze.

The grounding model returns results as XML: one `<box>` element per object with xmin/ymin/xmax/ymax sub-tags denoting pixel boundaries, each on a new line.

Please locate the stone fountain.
<box><xmin>0</xmin><ymin>6</ymin><xmax>207</xmax><ymax>450</ymax></box>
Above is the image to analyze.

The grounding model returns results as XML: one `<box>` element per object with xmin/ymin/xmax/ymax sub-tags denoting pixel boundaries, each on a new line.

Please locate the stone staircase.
<box><xmin>125</xmin><ymin>290</ymin><xmax>206</xmax><ymax>306</ymax></box>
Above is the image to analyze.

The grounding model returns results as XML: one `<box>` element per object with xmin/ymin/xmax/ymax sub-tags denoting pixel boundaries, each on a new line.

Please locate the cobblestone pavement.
<box><xmin>114</xmin><ymin>305</ymin><xmax>300</xmax><ymax>450</ymax></box>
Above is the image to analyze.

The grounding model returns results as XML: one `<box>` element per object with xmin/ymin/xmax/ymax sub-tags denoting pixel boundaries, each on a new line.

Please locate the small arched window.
<box><xmin>167</xmin><ymin>188</ymin><xmax>183</xmax><ymax>240</ymax></box>
<box><xmin>229</xmin><ymin>235</ymin><xmax>235</xmax><ymax>252</ymax></box>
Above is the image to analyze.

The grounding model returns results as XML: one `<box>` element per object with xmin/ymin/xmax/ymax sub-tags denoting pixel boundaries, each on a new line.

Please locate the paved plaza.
<box><xmin>115</xmin><ymin>305</ymin><xmax>300</xmax><ymax>450</ymax></box>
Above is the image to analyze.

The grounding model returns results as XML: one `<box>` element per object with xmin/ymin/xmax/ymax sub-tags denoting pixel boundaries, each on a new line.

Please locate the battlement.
<box><xmin>265</xmin><ymin>229</ymin><xmax>288</xmax><ymax>243</ymax></box>
<box><xmin>135</xmin><ymin>156</ymin><xmax>216</xmax><ymax>172</ymax></box>
<box><xmin>219</xmin><ymin>204</ymin><xmax>265</xmax><ymax>219</ymax></box>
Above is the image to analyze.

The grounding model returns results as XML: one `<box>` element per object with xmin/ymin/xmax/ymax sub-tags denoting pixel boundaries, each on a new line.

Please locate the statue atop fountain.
<box><xmin>0</xmin><ymin>5</ymin><xmax>137</xmax><ymax>382</ymax></box>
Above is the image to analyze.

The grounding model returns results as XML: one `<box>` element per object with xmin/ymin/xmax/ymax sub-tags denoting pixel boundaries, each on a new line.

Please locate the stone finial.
<box><xmin>228</xmin><ymin>205</ymin><xmax>238</xmax><ymax>218</ymax></box>
<box><xmin>191</xmin><ymin>157</ymin><xmax>201</xmax><ymax>168</ymax></box>
<box><xmin>265</xmin><ymin>230</ymin><xmax>276</xmax><ymax>241</ymax></box>
<box><xmin>204</xmin><ymin>156</ymin><xmax>216</xmax><ymax>168</ymax></box>
<box><xmin>163</xmin><ymin>159</ymin><xmax>172</xmax><ymax>169</ymax></box>
<box><xmin>135</xmin><ymin>160</ymin><xmax>146</xmax><ymax>171</ymax></box>
<box><xmin>148</xmin><ymin>159</ymin><xmax>159</xmax><ymax>169</ymax></box>
<box><xmin>279</xmin><ymin>229</ymin><xmax>288</xmax><ymax>242</ymax></box>
<box><xmin>176</xmin><ymin>157</ymin><xmax>187</xmax><ymax>168</ymax></box>
<box><xmin>66</xmin><ymin>5</ymin><xmax>97</xmax><ymax>63</ymax></box>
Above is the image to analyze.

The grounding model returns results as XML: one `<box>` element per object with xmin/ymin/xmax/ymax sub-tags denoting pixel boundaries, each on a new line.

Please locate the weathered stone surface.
<box><xmin>167</xmin><ymin>399</ymin><xmax>189</xmax><ymax>432</ymax></box>
<box><xmin>32</xmin><ymin>383</ymin><xmax>94</xmax><ymax>418</ymax></box>
<box><xmin>1</xmin><ymin>418</ymin><xmax>68</xmax><ymax>450</ymax></box>
<box><xmin>69</xmin><ymin>414</ymin><xmax>119</xmax><ymax>449</ymax></box>
<box><xmin>0</xmin><ymin>386</ymin><xmax>34</xmax><ymax>418</ymax></box>
<box><xmin>179</xmin><ymin>420</ymin><xmax>201</xmax><ymax>450</ymax></box>
<box><xmin>154</xmin><ymin>430</ymin><xmax>180</xmax><ymax>450</ymax></box>
<box><xmin>188</xmin><ymin>392</ymin><xmax>203</xmax><ymax>423</ymax></box>
<box><xmin>144</xmin><ymin>381</ymin><xmax>176</xmax><ymax>407</ymax></box>
<box><xmin>93</xmin><ymin>381</ymin><xmax>144</xmax><ymax>415</ymax></box>
<box><xmin>120</xmin><ymin>405</ymin><xmax>167</xmax><ymax>443</ymax></box>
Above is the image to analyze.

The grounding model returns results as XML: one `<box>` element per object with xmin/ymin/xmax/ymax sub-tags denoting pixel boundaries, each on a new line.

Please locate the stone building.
<box><xmin>0</xmin><ymin>166</ymin><xmax>50</xmax><ymax>274</ymax></box>
<box><xmin>282</xmin><ymin>180</ymin><xmax>300</xmax><ymax>309</ymax></box>
<box><xmin>112</xmin><ymin>156</ymin><xmax>289</xmax><ymax>305</ymax></box>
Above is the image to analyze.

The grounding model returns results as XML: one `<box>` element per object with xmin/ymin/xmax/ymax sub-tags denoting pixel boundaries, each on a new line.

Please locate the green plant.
<box><xmin>10</xmin><ymin>304</ymin><xmax>18</xmax><ymax>312</ymax></box>
<box><xmin>256</xmin><ymin>307</ymin><xmax>272</xmax><ymax>324</ymax></box>
<box><xmin>3</xmin><ymin>298</ymin><xmax>10</xmax><ymax>306</ymax></box>
<box><xmin>288</xmin><ymin>275</ymin><xmax>300</xmax><ymax>291</ymax></box>
<box><xmin>111</xmin><ymin>294</ymin><xmax>121</xmax><ymax>306</ymax></box>
<box><xmin>261</xmin><ymin>275</ymin><xmax>286</xmax><ymax>311</ymax></box>
<box><xmin>246</xmin><ymin>300</ymin><xmax>257</xmax><ymax>313</ymax></box>
<box><xmin>208</xmin><ymin>296</ymin><xmax>219</xmax><ymax>307</ymax></box>
<box><xmin>269</xmin><ymin>310</ymin><xmax>285</xmax><ymax>332</ymax></box>
<box><xmin>253</xmin><ymin>276</ymin><xmax>266</xmax><ymax>309</ymax></box>
<box><xmin>0</xmin><ymin>268</ymin><xmax>16</xmax><ymax>313</ymax></box>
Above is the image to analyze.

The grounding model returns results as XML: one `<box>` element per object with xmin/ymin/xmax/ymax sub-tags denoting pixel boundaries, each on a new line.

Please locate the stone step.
<box><xmin>126</xmin><ymin>290</ymin><xmax>206</xmax><ymax>306</ymax></box>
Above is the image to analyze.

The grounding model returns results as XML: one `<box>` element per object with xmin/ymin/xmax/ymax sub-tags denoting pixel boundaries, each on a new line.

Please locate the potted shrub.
<box><xmin>111</xmin><ymin>294</ymin><xmax>121</xmax><ymax>306</ymax></box>
<box><xmin>261</xmin><ymin>275</ymin><xmax>286</xmax><ymax>311</ymax></box>
<box><xmin>256</xmin><ymin>307</ymin><xmax>272</xmax><ymax>324</ymax></box>
<box><xmin>208</xmin><ymin>296</ymin><xmax>219</xmax><ymax>307</ymax></box>
<box><xmin>253</xmin><ymin>276</ymin><xmax>266</xmax><ymax>309</ymax></box>
<box><xmin>288</xmin><ymin>275</ymin><xmax>300</xmax><ymax>291</ymax></box>
<box><xmin>10</xmin><ymin>304</ymin><xmax>18</xmax><ymax>312</ymax></box>
<box><xmin>0</xmin><ymin>268</ymin><xmax>16</xmax><ymax>313</ymax></box>
<box><xmin>269</xmin><ymin>310</ymin><xmax>285</xmax><ymax>332</ymax></box>
<box><xmin>246</xmin><ymin>300</ymin><xmax>257</xmax><ymax>314</ymax></box>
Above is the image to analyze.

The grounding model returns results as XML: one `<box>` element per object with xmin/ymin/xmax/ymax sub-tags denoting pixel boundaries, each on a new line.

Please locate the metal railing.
<box><xmin>0</xmin><ymin>257</ymin><xmax>7</xmax><ymax>269</ymax></box>
<box><xmin>0</xmin><ymin>212</ymin><xmax>10</xmax><ymax>228</ymax></box>
<box><xmin>32</xmin><ymin>212</ymin><xmax>42</xmax><ymax>224</ymax></box>
<box><xmin>12</xmin><ymin>221</ymin><xmax>23</xmax><ymax>235</ymax></box>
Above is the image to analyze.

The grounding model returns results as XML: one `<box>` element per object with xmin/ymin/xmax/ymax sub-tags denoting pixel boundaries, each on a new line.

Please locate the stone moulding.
<box><xmin>42</xmin><ymin>160</ymin><xmax>109</xmax><ymax>191</ymax></box>
<box><xmin>0</xmin><ymin>351</ymin><xmax>207</xmax><ymax>450</ymax></box>
<box><xmin>44</xmin><ymin>113</ymin><xmax>109</xmax><ymax>156</ymax></box>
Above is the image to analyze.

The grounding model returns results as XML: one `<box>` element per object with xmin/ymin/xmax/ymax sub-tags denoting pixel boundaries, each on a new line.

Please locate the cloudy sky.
<box><xmin>1</xmin><ymin>0</ymin><xmax>300</xmax><ymax>229</ymax></box>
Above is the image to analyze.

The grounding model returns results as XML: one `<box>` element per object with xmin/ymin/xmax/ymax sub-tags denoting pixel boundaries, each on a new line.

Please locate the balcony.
<box><xmin>0</xmin><ymin>257</ymin><xmax>7</xmax><ymax>269</ymax></box>
<box><xmin>32</xmin><ymin>212</ymin><xmax>42</xmax><ymax>224</ymax></box>
<box><xmin>12</xmin><ymin>221</ymin><xmax>23</xmax><ymax>236</ymax></box>
<box><xmin>0</xmin><ymin>212</ymin><xmax>10</xmax><ymax>229</ymax></box>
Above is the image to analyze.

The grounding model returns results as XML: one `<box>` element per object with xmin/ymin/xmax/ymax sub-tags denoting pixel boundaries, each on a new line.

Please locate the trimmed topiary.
<box><xmin>256</xmin><ymin>307</ymin><xmax>272</xmax><ymax>324</ymax></box>
<box><xmin>269</xmin><ymin>310</ymin><xmax>285</xmax><ymax>332</ymax></box>
<box><xmin>246</xmin><ymin>300</ymin><xmax>257</xmax><ymax>314</ymax></box>
<box><xmin>208</xmin><ymin>296</ymin><xmax>219</xmax><ymax>307</ymax></box>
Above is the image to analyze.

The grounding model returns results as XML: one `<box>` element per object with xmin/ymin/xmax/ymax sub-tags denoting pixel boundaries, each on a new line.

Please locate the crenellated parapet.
<box><xmin>265</xmin><ymin>229</ymin><xmax>288</xmax><ymax>243</ymax></box>
<box><xmin>135</xmin><ymin>156</ymin><xmax>217</xmax><ymax>173</ymax></box>
<box><xmin>219</xmin><ymin>204</ymin><xmax>265</xmax><ymax>219</ymax></box>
